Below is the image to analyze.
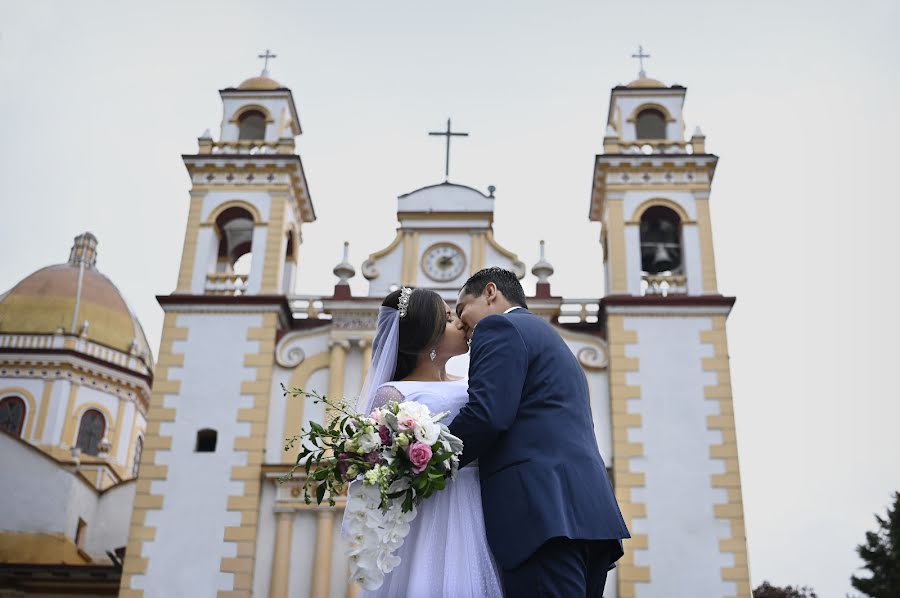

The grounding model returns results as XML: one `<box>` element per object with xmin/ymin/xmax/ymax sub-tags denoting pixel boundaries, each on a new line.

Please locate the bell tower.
<box><xmin>120</xmin><ymin>59</ymin><xmax>315</xmax><ymax>598</ymax></box>
<box><xmin>593</xmin><ymin>61</ymin><xmax>752</xmax><ymax>598</ymax></box>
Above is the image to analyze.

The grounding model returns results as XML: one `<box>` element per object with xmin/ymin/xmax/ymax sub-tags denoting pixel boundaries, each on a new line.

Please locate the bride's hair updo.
<box><xmin>382</xmin><ymin>288</ymin><xmax>446</xmax><ymax>381</ymax></box>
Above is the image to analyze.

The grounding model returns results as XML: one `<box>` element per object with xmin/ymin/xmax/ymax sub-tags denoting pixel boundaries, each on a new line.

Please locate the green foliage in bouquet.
<box><xmin>279</xmin><ymin>386</ymin><xmax>463</xmax><ymax>513</ymax></box>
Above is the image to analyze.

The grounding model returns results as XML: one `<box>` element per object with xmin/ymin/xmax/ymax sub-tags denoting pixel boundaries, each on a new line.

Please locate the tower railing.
<box><xmin>205</xmin><ymin>272</ymin><xmax>249</xmax><ymax>295</ymax></box>
<box><xmin>641</xmin><ymin>273</ymin><xmax>687</xmax><ymax>296</ymax></box>
<box><xmin>288</xmin><ymin>295</ymin><xmax>330</xmax><ymax>320</ymax></box>
<box><xmin>199</xmin><ymin>139</ymin><xmax>295</xmax><ymax>156</ymax></box>
<box><xmin>557</xmin><ymin>299</ymin><xmax>601</xmax><ymax>324</ymax></box>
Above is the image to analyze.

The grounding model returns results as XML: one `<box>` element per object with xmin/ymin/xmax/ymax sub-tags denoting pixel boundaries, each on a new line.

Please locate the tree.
<box><xmin>852</xmin><ymin>492</ymin><xmax>900</xmax><ymax>597</ymax></box>
<box><xmin>753</xmin><ymin>581</ymin><xmax>817</xmax><ymax>598</ymax></box>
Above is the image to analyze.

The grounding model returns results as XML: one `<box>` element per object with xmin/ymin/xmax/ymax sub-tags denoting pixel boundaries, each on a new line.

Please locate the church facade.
<box><xmin>108</xmin><ymin>67</ymin><xmax>750</xmax><ymax>598</ymax></box>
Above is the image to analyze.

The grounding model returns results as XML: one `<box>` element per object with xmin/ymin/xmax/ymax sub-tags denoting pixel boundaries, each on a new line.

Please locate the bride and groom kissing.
<box><xmin>353</xmin><ymin>267</ymin><xmax>630</xmax><ymax>597</ymax></box>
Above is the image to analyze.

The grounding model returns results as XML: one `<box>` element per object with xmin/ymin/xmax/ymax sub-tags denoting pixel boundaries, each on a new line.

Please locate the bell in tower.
<box><xmin>639</xmin><ymin>205</ymin><xmax>683</xmax><ymax>274</ymax></box>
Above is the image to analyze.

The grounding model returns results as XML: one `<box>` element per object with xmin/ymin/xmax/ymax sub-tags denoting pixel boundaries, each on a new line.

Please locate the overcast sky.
<box><xmin>2</xmin><ymin>0</ymin><xmax>898</xmax><ymax>594</ymax></box>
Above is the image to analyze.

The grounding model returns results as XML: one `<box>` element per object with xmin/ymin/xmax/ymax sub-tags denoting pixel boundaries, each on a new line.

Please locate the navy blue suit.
<box><xmin>449</xmin><ymin>308</ymin><xmax>629</xmax><ymax>596</ymax></box>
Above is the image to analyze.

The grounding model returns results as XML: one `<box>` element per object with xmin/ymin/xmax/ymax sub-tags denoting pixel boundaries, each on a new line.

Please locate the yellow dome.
<box><xmin>0</xmin><ymin>233</ymin><xmax>152</xmax><ymax>368</ymax></box>
<box><xmin>627</xmin><ymin>76</ymin><xmax>667</xmax><ymax>88</ymax></box>
<box><xmin>238</xmin><ymin>75</ymin><xmax>282</xmax><ymax>90</ymax></box>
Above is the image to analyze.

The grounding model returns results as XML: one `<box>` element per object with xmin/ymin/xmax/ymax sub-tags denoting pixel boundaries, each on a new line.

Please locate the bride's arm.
<box><xmin>370</xmin><ymin>385</ymin><xmax>404</xmax><ymax>410</ymax></box>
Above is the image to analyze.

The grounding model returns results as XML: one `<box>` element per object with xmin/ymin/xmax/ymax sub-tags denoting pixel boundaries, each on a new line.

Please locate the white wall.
<box><xmin>0</xmin><ymin>433</ymin><xmax>135</xmax><ymax>562</ymax></box>
<box><xmin>86</xmin><ymin>479</ymin><xmax>136</xmax><ymax>556</ymax></box>
<box><xmin>133</xmin><ymin>313</ymin><xmax>262</xmax><ymax>597</ymax></box>
<box><xmin>624</xmin><ymin>316</ymin><xmax>734</xmax><ymax>597</ymax></box>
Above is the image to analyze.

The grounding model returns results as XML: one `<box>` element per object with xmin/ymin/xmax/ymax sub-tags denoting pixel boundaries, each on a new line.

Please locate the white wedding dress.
<box><xmin>358</xmin><ymin>378</ymin><xmax>503</xmax><ymax>598</ymax></box>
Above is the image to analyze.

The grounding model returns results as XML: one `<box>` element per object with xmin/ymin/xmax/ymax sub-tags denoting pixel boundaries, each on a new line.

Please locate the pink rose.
<box><xmin>406</xmin><ymin>441</ymin><xmax>432</xmax><ymax>474</ymax></box>
<box><xmin>378</xmin><ymin>425</ymin><xmax>392</xmax><ymax>445</ymax></box>
<box><xmin>401</xmin><ymin>418</ymin><xmax>416</xmax><ymax>430</ymax></box>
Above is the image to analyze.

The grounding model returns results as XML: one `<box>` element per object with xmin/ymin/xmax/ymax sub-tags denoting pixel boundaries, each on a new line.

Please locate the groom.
<box><xmin>450</xmin><ymin>267</ymin><xmax>630</xmax><ymax>597</ymax></box>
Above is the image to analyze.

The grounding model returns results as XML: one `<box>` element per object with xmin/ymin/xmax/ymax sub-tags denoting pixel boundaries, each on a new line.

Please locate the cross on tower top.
<box><xmin>631</xmin><ymin>45</ymin><xmax>651</xmax><ymax>79</ymax></box>
<box><xmin>428</xmin><ymin>118</ymin><xmax>469</xmax><ymax>182</ymax></box>
<box><xmin>258</xmin><ymin>49</ymin><xmax>277</xmax><ymax>76</ymax></box>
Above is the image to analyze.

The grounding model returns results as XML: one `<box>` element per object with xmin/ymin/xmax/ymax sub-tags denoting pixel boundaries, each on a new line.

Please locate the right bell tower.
<box><xmin>592</xmin><ymin>62</ymin><xmax>752</xmax><ymax>598</ymax></box>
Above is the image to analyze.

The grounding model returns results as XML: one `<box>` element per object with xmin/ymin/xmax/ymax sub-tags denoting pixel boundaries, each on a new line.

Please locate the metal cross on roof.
<box><xmin>631</xmin><ymin>45</ymin><xmax>651</xmax><ymax>78</ymax></box>
<box><xmin>428</xmin><ymin>118</ymin><xmax>469</xmax><ymax>182</ymax></box>
<box><xmin>258</xmin><ymin>49</ymin><xmax>277</xmax><ymax>76</ymax></box>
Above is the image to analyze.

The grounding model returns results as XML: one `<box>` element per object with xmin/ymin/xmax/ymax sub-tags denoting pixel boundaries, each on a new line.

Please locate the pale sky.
<box><xmin>2</xmin><ymin>0</ymin><xmax>898</xmax><ymax>595</ymax></box>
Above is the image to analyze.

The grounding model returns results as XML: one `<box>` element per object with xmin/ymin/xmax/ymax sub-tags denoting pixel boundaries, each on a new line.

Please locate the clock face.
<box><xmin>422</xmin><ymin>243</ymin><xmax>467</xmax><ymax>282</ymax></box>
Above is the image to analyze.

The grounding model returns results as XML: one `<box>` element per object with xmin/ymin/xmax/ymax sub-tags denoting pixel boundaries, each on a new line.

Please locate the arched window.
<box><xmin>640</xmin><ymin>206</ymin><xmax>683</xmax><ymax>274</ymax></box>
<box><xmin>76</xmin><ymin>409</ymin><xmax>106</xmax><ymax>456</ymax></box>
<box><xmin>238</xmin><ymin>110</ymin><xmax>266</xmax><ymax>140</ymax></box>
<box><xmin>635</xmin><ymin>108</ymin><xmax>667</xmax><ymax>140</ymax></box>
<box><xmin>215</xmin><ymin>206</ymin><xmax>255</xmax><ymax>276</ymax></box>
<box><xmin>0</xmin><ymin>396</ymin><xmax>26</xmax><ymax>437</ymax></box>
<box><xmin>196</xmin><ymin>428</ymin><xmax>217</xmax><ymax>452</ymax></box>
<box><xmin>132</xmin><ymin>436</ymin><xmax>143</xmax><ymax>477</ymax></box>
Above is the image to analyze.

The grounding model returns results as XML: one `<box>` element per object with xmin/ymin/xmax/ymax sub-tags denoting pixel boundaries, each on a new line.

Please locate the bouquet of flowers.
<box><xmin>281</xmin><ymin>387</ymin><xmax>464</xmax><ymax>589</ymax></box>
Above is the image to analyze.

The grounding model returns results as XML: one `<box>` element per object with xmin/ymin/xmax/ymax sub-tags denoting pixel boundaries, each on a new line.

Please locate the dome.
<box><xmin>627</xmin><ymin>75</ymin><xmax>668</xmax><ymax>88</ymax></box>
<box><xmin>0</xmin><ymin>233</ymin><xmax>153</xmax><ymax>368</ymax></box>
<box><xmin>237</xmin><ymin>75</ymin><xmax>283</xmax><ymax>90</ymax></box>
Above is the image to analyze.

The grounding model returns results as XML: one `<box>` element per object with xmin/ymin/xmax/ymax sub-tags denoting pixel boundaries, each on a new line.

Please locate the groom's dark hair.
<box><xmin>461</xmin><ymin>267</ymin><xmax>528</xmax><ymax>308</ymax></box>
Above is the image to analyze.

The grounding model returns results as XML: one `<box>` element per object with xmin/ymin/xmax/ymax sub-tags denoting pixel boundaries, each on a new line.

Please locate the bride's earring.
<box><xmin>430</xmin><ymin>349</ymin><xmax>437</xmax><ymax>361</ymax></box>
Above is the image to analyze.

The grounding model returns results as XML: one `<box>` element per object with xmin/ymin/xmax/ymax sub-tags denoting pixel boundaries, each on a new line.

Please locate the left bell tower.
<box><xmin>120</xmin><ymin>62</ymin><xmax>315</xmax><ymax>598</ymax></box>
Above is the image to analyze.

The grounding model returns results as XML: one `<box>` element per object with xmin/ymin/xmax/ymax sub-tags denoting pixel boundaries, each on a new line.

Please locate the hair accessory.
<box><xmin>398</xmin><ymin>287</ymin><xmax>413</xmax><ymax>318</ymax></box>
<box><xmin>430</xmin><ymin>348</ymin><xmax>437</xmax><ymax>361</ymax></box>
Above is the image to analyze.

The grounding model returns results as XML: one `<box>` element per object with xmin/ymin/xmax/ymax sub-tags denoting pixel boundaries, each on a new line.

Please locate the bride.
<box><xmin>350</xmin><ymin>286</ymin><xmax>503</xmax><ymax>598</ymax></box>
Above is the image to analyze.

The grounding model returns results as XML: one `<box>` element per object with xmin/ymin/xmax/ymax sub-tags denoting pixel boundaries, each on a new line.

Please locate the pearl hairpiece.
<box><xmin>398</xmin><ymin>287</ymin><xmax>413</xmax><ymax>318</ymax></box>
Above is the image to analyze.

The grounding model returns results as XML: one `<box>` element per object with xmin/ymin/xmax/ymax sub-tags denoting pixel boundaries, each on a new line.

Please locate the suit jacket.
<box><xmin>448</xmin><ymin>308</ymin><xmax>630</xmax><ymax>569</ymax></box>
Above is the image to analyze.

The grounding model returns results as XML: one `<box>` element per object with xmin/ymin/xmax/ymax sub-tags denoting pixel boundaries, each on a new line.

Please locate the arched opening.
<box><xmin>196</xmin><ymin>428</ymin><xmax>217</xmax><ymax>452</ymax></box>
<box><xmin>132</xmin><ymin>436</ymin><xmax>143</xmax><ymax>477</ymax></box>
<box><xmin>640</xmin><ymin>205</ymin><xmax>683</xmax><ymax>274</ymax></box>
<box><xmin>211</xmin><ymin>206</ymin><xmax>255</xmax><ymax>295</ymax></box>
<box><xmin>282</xmin><ymin>230</ymin><xmax>296</xmax><ymax>294</ymax></box>
<box><xmin>0</xmin><ymin>396</ymin><xmax>26</xmax><ymax>437</ymax></box>
<box><xmin>76</xmin><ymin>409</ymin><xmax>106</xmax><ymax>456</ymax></box>
<box><xmin>238</xmin><ymin>110</ymin><xmax>267</xmax><ymax>140</ymax></box>
<box><xmin>636</xmin><ymin>108</ymin><xmax>667</xmax><ymax>140</ymax></box>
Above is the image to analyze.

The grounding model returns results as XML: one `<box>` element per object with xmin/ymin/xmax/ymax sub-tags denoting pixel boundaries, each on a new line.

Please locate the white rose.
<box><xmin>356</xmin><ymin>429</ymin><xmax>380</xmax><ymax>454</ymax></box>
<box><xmin>396</xmin><ymin>401</ymin><xmax>430</xmax><ymax>424</ymax></box>
<box><xmin>414</xmin><ymin>420</ymin><xmax>440</xmax><ymax>445</ymax></box>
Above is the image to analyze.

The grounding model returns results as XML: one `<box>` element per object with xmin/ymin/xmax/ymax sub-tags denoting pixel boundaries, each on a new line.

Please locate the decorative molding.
<box><xmin>0</xmin><ymin>359</ymin><xmax>149</xmax><ymax>412</ymax></box>
<box><xmin>577</xmin><ymin>347</ymin><xmax>608</xmax><ymax>371</ymax></box>
<box><xmin>204</xmin><ymin>199</ymin><xmax>265</xmax><ymax>225</ymax></box>
<box><xmin>119</xmin><ymin>312</ymin><xmax>188</xmax><ymax>597</ymax></box>
<box><xmin>701</xmin><ymin>316</ymin><xmax>752</xmax><ymax>597</ymax></box>
<box><xmin>607</xmin><ymin>315</ymin><xmax>651</xmax><ymax>594</ymax></box>
<box><xmin>274</xmin><ymin>329</ymin><xmax>328</xmax><ymax>368</ymax></box>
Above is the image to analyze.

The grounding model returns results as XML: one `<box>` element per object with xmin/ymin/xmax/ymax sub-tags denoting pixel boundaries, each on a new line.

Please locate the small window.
<box><xmin>196</xmin><ymin>429</ymin><xmax>217</xmax><ymax>452</ymax></box>
<box><xmin>132</xmin><ymin>436</ymin><xmax>143</xmax><ymax>477</ymax></box>
<box><xmin>0</xmin><ymin>396</ymin><xmax>26</xmax><ymax>437</ymax></box>
<box><xmin>75</xmin><ymin>518</ymin><xmax>87</xmax><ymax>549</ymax></box>
<box><xmin>635</xmin><ymin>108</ymin><xmax>667</xmax><ymax>139</ymax></box>
<box><xmin>76</xmin><ymin>409</ymin><xmax>106</xmax><ymax>456</ymax></box>
<box><xmin>238</xmin><ymin>110</ymin><xmax>266</xmax><ymax>140</ymax></box>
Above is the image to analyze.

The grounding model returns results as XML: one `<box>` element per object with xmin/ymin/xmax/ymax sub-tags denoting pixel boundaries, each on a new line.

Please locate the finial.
<box><xmin>631</xmin><ymin>45</ymin><xmax>651</xmax><ymax>79</ymax></box>
<box><xmin>692</xmin><ymin>126</ymin><xmax>705</xmax><ymax>138</ymax></box>
<box><xmin>488</xmin><ymin>185</ymin><xmax>496</xmax><ymax>198</ymax></box>
<box><xmin>333</xmin><ymin>241</ymin><xmax>355</xmax><ymax>284</ymax></box>
<box><xmin>200</xmin><ymin>128</ymin><xmax>212</xmax><ymax>139</ymax></box>
<box><xmin>532</xmin><ymin>240</ymin><xmax>555</xmax><ymax>283</ymax></box>
<box><xmin>68</xmin><ymin>232</ymin><xmax>98</xmax><ymax>269</ymax></box>
<box><xmin>428</xmin><ymin>118</ymin><xmax>469</xmax><ymax>182</ymax></box>
<box><xmin>257</xmin><ymin>49</ymin><xmax>277</xmax><ymax>77</ymax></box>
